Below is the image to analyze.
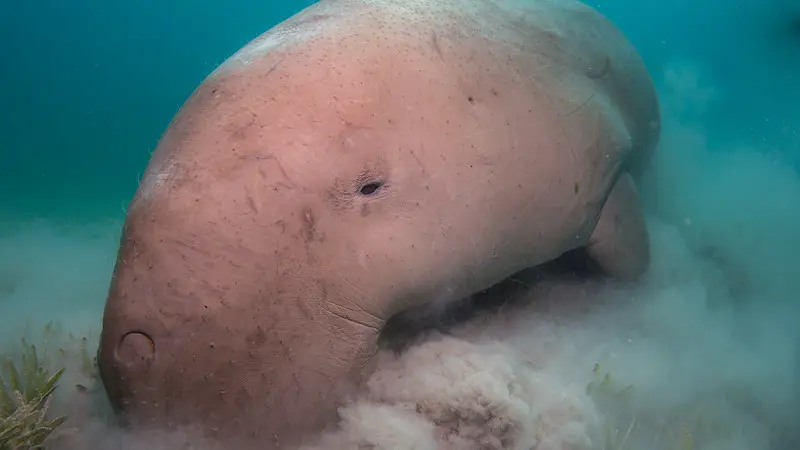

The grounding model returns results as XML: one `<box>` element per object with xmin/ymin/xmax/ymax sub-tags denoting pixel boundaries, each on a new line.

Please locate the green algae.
<box><xmin>0</xmin><ymin>339</ymin><xmax>67</xmax><ymax>450</ymax></box>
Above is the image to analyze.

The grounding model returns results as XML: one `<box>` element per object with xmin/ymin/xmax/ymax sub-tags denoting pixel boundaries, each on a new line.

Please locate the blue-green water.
<box><xmin>0</xmin><ymin>0</ymin><xmax>314</xmax><ymax>220</ymax></box>
<box><xmin>0</xmin><ymin>0</ymin><xmax>798</xmax><ymax>448</ymax></box>
<box><xmin>1</xmin><ymin>0</ymin><xmax>796</xmax><ymax>222</ymax></box>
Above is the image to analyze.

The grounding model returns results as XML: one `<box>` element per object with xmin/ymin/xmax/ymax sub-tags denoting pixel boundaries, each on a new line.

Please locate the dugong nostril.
<box><xmin>115</xmin><ymin>331</ymin><xmax>156</xmax><ymax>368</ymax></box>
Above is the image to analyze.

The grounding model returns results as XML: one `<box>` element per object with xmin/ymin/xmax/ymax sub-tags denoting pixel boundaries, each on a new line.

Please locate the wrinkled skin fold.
<box><xmin>96</xmin><ymin>0</ymin><xmax>661</xmax><ymax>448</ymax></box>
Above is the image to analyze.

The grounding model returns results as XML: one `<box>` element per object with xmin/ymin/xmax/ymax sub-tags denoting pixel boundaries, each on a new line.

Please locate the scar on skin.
<box><xmin>564</xmin><ymin>89</ymin><xmax>596</xmax><ymax>117</ymax></box>
<box><xmin>586</xmin><ymin>56</ymin><xmax>611</xmax><ymax>79</ymax></box>
<box><xmin>408</xmin><ymin>148</ymin><xmax>428</xmax><ymax>178</ymax></box>
<box><xmin>431</xmin><ymin>31</ymin><xmax>445</xmax><ymax>61</ymax></box>
<box><xmin>240</xmin><ymin>152</ymin><xmax>297</xmax><ymax>189</ymax></box>
<box><xmin>245</xmin><ymin>187</ymin><xmax>259</xmax><ymax>214</ymax></box>
<box><xmin>301</xmin><ymin>207</ymin><xmax>317</xmax><ymax>243</ymax></box>
<box><xmin>263</xmin><ymin>58</ymin><xmax>283</xmax><ymax>78</ymax></box>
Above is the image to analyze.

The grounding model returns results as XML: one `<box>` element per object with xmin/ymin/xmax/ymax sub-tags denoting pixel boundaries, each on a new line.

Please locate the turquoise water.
<box><xmin>0</xmin><ymin>0</ymin><xmax>798</xmax><ymax>448</ymax></box>
<box><xmin>0</xmin><ymin>0</ymin><xmax>314</xmax><ymax>220</ymax></box>
<box><xmin>2</xmin><ymin>0</ymin><xmax>796</xmax><ymax>220</ymax></box>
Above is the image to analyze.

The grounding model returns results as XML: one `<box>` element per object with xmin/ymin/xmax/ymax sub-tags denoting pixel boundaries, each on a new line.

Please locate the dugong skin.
<box><xmin>96</xmin><ymin>0</ymin><xmax>660</xmax><ymax>448</ymax></box>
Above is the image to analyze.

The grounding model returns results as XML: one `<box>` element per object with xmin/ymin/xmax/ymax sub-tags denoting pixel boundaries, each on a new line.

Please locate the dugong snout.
<box><xmin>97</xmin><ymin>215</ymin><xmax>381</xmax><ymax>446</ymax></box>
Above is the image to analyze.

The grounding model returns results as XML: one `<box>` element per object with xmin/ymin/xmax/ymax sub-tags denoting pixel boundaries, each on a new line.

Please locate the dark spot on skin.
<box><xmin>247</xmin><ymin>326</ymin><xmax>268</xmax><ymax>348</ymax></box>
<box><xmin>301</xmin><ymin>208</ymin><xmax>316</xmax><ymax>243</ymax></box>
<box><xmin>467</xmin><ymin>96</ymin><xmax>474</xmax><ymax>103</ymax></box>
<box><xmin>228</xmin><ymin>114</ymin><xmax>257</xmax><ymax>141</ymax></box>
<box><xmin>574</xmin><ymin>182</ymin><xmax>580</xmax><ymax>194</ymax></box>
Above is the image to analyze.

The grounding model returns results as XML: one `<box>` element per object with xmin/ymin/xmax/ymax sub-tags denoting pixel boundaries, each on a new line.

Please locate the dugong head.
<box><xmin>96</xmin><ymin>3</ymin><xmax>531</xmax><ymax>448</ymax></box>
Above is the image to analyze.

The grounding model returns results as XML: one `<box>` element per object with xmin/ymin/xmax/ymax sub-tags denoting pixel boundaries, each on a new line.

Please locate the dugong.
<box><xmin>96</xmin><ymin>0</ymin><xmax>660</xmax><ymax>447</ymax></box>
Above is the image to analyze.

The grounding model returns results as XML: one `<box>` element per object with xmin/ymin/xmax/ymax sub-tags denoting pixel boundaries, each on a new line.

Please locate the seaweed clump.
<box><xmin>0</xmin><ymin>338</ymin><xmax>67</xmax><ymax>450</ymax></box>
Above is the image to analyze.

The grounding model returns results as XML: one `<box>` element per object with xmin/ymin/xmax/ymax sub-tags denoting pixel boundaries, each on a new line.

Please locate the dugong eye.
<box><xmin>359</xmin><ymin>181</ymin><xmax>384</xmax><ymax>196</ymax></box>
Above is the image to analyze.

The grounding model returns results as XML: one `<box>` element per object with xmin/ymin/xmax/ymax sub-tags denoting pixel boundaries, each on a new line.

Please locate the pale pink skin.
<box><xmin>96</xmin><ymin>0</ymin><xmax>660</xmax><ymax>447</ymax></box>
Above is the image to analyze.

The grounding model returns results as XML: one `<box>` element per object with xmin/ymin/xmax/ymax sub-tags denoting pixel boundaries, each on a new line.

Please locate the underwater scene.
<box><xmin>1</xmin><ymin>0</ymin><xmax>798</xmax><ymax>448</ymax></box>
